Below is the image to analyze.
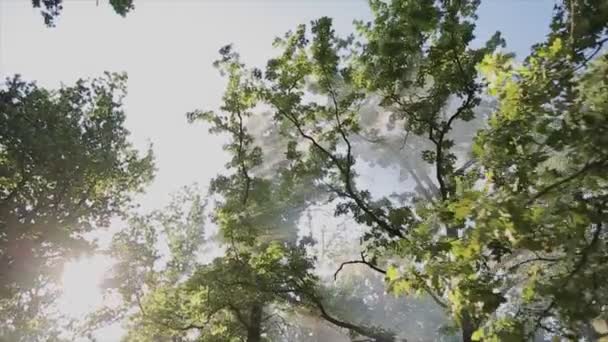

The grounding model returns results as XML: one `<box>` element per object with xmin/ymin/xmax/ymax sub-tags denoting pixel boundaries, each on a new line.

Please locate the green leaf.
<box><xmin>386</xmin><ymin>265</ymin><xmax>399</xmax><ymax>282</ymax></box>
<box><xmin>471</xmin><ymin>329</ymin><xmax>484</xmax><ymax>341</ymax></box>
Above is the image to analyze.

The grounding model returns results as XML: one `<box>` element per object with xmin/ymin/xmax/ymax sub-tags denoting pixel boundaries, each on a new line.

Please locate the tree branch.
<box><xmin>529</xmin><ymin>158</ymin><xmax>608</xmax><ymax>204</ymax></box>
<box><xmin>333</xmin><ymin>252</ymin><xmax>448</xmax><ymax>309</ymax></box>
<box><xmin>334</xmin><ymin>251</ymin><xmax>386</xmax><ymax>280</ymax></box>
<box><xmin>272</xmin><ymin>102</ymin><xmax>404</xmax><ymax>239</ymax></box>
<box><xmin>235</xmin><ymin>104</ymin><xmax>252</xmax><ymax>206</ymax></box>
<box><xmin>533</xmin><ymin>221</ymin><xmax>604</xmax><ymax>334</ymax></box>
<box><xmin>311</xmin><ymin>295</ymin><xmax>397</xmax><ymax>342</ymax></box>
<box><xmin>507</xmin><ymin>256</ymin><xmax>561</xmax><ymax>272</ymax></box>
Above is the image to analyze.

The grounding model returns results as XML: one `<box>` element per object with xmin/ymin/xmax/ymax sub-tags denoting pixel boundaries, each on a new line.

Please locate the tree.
<box><xmin>100</xmin><ymin>50</ymin><xmax>397</xmax><ymax>342</ymax></box>
<box><xmin>452</xmin><ymin>1</ymin><xmax>608</xmax><ymax>338</ymax></box>
<box><xmin>0</xmin><ymin>72</ymin><xmax>154</xmax><ymax>340</ymax></box>
<box><xmin>252</xmin><ymin>4</ymin><xmax>499</xmax><ymax>339</ymax></box>
<box><xmin>185</xmin><ymin>0</ymin><xmax>607</xmax><ymax>340</ymax></box>
<box><xmin>31</xmin><ymin>0</ymin><xmax>135</xmax><ymax>26</ymax></box>
<box><xmin>38</xmin><ymin>0</ymin><xmax>608</xmax><ymax>340</ymax></box>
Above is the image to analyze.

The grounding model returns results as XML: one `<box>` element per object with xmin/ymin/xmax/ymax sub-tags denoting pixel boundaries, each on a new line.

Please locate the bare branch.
<box><xmin>334</xmin><ymin>251</ymin><xmax>387</xmax><ymax>281</ymax></box>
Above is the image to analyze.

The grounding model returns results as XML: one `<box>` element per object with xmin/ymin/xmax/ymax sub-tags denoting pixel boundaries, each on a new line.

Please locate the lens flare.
<box><xmin>57</xmin><ymin>255</ymin><xmax>112</xmax><ymax>317</ymax></box>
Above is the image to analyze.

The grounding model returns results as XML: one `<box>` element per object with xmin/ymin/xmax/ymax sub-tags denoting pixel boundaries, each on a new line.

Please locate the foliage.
<box><xmin>180</xmin><ymin>0</ymin><xmax>608</xmax><ymax>340</ymax></box>
<box><xmin>107</xmin><ymin>49</ymin><xmax>396</xmax><ymax>342</ymax></box>
<box><xmin>31</xmin><ymin>0</ymin><xmax>135</xmax><ymax>26</ymax></box>
<box><xmin>461</xmin><ymin>2</ymin><xmax>608</xmax><ymax>337</ymax></box>
<box><xmin>8</xmin><ymin>0</ymin><xmax>608</xmax><ymax>341</ymax></box>
<box><xmin>0</xmin><ymin>73</ymin><xmax>154</xmax><ymax>340</ymax></box>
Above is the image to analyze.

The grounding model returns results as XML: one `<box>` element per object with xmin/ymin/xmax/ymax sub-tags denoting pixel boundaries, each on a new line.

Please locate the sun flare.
<box><xmin>58</xmin><ymin>255</ymin><xmax>113</xmax><ymax>317</ymax></box>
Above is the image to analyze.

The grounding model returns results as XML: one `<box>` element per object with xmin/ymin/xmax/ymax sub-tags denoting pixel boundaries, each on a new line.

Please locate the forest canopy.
<box><xmin>1</xmin><ymin>0</ymin><xmax>607</xmax><ymax>341</ymax></box>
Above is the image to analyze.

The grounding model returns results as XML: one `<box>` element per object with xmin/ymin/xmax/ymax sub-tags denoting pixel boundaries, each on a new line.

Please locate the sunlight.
<box><xmin>57</xmin><ymin>255</ymin><xmax>113</xmax><ymax>318</ymax></box>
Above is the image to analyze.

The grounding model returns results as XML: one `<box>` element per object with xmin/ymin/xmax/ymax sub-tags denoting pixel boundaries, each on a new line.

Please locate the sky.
<box><xmin>0</xmin><ymin>0</ymin><xmax>555</xmax><ymax>212</ymax></box>
<box><xmin>0</xmin><ymin>0</ymin><xmax>555</xmax><ymax>339</ymax></box>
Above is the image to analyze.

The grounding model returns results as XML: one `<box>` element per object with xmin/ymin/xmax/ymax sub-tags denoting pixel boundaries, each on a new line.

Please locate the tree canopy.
<box><xmin>2</xmin><ymin>0</ymin><xmax>608</xmax><ymax>341</ymax></box>
<box><xmin>0</xmin><ymin>73</ymin><xmax>154</xmax><ymax>340</ymax></box>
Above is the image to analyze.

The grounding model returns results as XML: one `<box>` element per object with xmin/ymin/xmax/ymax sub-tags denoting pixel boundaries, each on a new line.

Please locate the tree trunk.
<box><xmin>461</xmin><ymin>311</ymin><xmax>475</xmax><ymax>342</ymax></box>
<box><xmin>246</xmin><ymin>303</ymin><xmax>263</xmax><ymax>342</ymax></box>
